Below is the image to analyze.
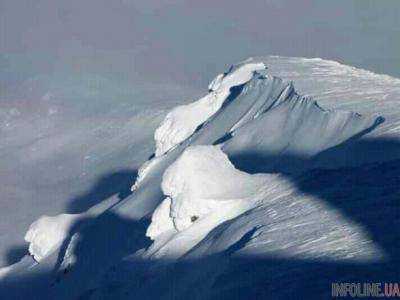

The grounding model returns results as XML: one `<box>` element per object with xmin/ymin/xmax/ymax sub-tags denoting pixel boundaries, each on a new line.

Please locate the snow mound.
<box><xmin>24</xmin><ymin>197</ymin><xmax>118</xmax><ymax>262</ymax></box>
<box><xmin>147</xmin><ymin>145</ymin><xmax>266</xmax><ymax>239</ymax></box>
<box><xmin>24</xmin><ymin>214</ymin><xmax>82</xmax><ymax>262</ymax></box>
<box><xmin>146</xmin><ymin>197</ymin><xmax>175</xmax><ymax>240</ymax></box>
<box><xmin>154</xmin><ymin>62</ymin><xmax>266</xmax><ymax>156</ymax></box>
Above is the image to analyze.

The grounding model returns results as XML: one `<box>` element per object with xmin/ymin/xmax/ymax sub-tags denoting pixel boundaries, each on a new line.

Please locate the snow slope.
<box><xmin>1</xmin><ymin>57</ymin><xmax>400</xmax><ymax>299</ymax></box>
<box><xmin>154</xmin><ymin>62</ymin><xmax>265</xmax><ymax>156</ymax></box>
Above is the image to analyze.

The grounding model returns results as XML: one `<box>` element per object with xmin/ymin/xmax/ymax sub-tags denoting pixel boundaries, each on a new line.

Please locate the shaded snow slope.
<box><xmin>223</xmin><ymin>82</ymin><xmax>382</xmax><ymax>174</ymax></box>
<box><xmin>1</xmin><ymin>57</ymin><xmax>400</xmax><ymax>300</ymax></box>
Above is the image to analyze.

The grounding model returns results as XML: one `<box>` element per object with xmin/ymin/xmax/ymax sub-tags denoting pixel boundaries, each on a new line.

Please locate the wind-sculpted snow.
<box><xmin>263</xmin><ymin>56</ymin><xmax>400</xmax><ymax>137</ymax></box>
<box><xmin>2</xmin><ymin>57</ymin><xmax>400</xmax><ymax>300</ymax></box>
<box><xmin>154</xmin><ymin>62</ymin><xmax>266</xmax><ymax>156</ymax></box>
<box><xmin>25</xmin><ymin>214</ymin><xmax>82</xmax><ymax>262</ymax></box>
<box><xmin>107</xmin><ymin>60</ymin><xmax>384</xmax><ymax>268</ymax></box>
<box><xmin>24</xmin><ymin>196</ymin><xmax>119</xmax><ymax>262</ymax></box>
<box><xmin>223</xmin><ymin>82</ymin><xmax>383</xmax><ymax>173</ymax></box>
<box><xmin>147</xmin><ymin>146</ymin><xmax>266</xmax><ymax>239</ymax></box>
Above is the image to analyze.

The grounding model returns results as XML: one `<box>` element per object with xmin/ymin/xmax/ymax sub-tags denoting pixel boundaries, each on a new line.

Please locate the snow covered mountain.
<box><xmin>1</xmin><ymin>56</ymin><xmax>400</xmax><ymax>299</ymax></box>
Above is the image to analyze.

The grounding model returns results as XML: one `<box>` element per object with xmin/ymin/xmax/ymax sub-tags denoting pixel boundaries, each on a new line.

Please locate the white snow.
<box><xmin>146</xmin><ymin>197</ymin><xmax>175</xmax><ymax>240</ymax></box>
<box><xmin>24</xmin><ymin>213</ymin><xmax>82</xmax><ymax>262</ymax></box>
<box><xmin>148</xmin><ymin>145</ymin><xmax>266</xmax><ymax>238</ymax></box>
<box><xmin>207</xmin><ymin>73</ymin><xmax>224</xmax><ymax>91</ymax></box>
<box><xmin>223</xmin><ymin>88</ymin><xmax>382</xmax><ymax>173</ymax></box>
<box><xmin>24</xmin><ymin>196</ymin><xmax>119</xmax><ymax>262</ymax></box>
<box><xmin>131</xmin><ymin>154</ymin><xmax>163</xmax><ymax>191</ymax></box>
<box><xmin>154</xmin><ymin>62</ymin><xmax>266</xmax><ymax>156</ymax></box>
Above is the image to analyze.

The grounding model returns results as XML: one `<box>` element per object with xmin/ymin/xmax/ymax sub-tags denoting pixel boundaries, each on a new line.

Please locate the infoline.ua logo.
<box><xmin>332</xmin><ymin>283</ymin><xmax>400</xmax><ymax>298</ymax></box>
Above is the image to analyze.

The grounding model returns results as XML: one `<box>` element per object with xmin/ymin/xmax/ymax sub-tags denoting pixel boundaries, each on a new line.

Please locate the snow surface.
<box><xmin>2</xmin><ymin>57</ymin><xmax>400</xmax><ymax>299</ymax></box>
<box><xmin>146</xmin><ymin>197</ymin><xmax>175</xmax><ymax>240</ymax></box>
<box><xmin>154</xmin><ymin>62</ymin><xmax>266</xmax><ymax>156</ymax></box>
<box><xmin>25</xmin><ymin>214</ymin><xmax>82</xmax><ymax>262</ymax></box>
<box><xmin>161</xmin><ymin>146</ymin><xmax>266</xmax><ymax>231</ymax></box>
<box><xmin>24</xmin><ymin>195</ymin><xmax>119</xmax><ymax>262</ymax></box>
<box><xmin>223</xmin><ymin>82</ymin><xmax>382</xmax><ymax>173</ymax></box>
<box><xmin>147</xmin><ymin>145</ymin><xmax>266</xmax><ymax>239</ymax></box>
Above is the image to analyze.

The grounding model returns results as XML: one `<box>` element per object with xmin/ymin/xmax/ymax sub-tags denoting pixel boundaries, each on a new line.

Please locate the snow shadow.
<box><xmin>111</xmin><ymin>139</ymin><xmax>400</xmax><ymax>299</ymax></box>
<box><xmin>220</xmin><ymin>137</ymin><xmax>400</xmax><ymax>298</ymax></box>
<box><xmin>2</xmin><ymin>169</ymin><xmax>137</xmax><ymax>267</ymax></box>
<box><xmin>51</xmin><ymin>211</ymin><xmax>151</xmax><ymax>295</ymax></box>
<box><xmin>1</xmin><ymin>138</ymin><xmax>400</xmax><ymax>299</ymax></box>
<box><xmin>66</xmin><ymin>169</ymin><xmax>138</xmax><ymax>213</ymax></box>
<box><xmin>0</xmin><ymin>211</ymin><xmax>152</xmax><ymax>299</ymax></box>
<box><xmin>4</xmin><ymin>244</ymin><xmax>29</xmax><ymax>266</ymax></box>
<box><xmin>229</xmin><ymin>137</ymin><xmax>400</xmax><ymax>261</ymax></box>
<box><xmin>227</xmin><ymin>117</ymin><xmax>387</xmax><ymax>175</ymax></box>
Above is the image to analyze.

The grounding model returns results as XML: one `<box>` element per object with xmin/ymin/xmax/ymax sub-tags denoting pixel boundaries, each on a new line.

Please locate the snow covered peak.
<box><xmin>153</xmin><ymin>62</ymin><xmax>266</xmax><ymax>157</ymax></box>
<box><xmin>5</xmin><ymin>57</ymin><xmax>400</xmax><ymax>300</ymax></box>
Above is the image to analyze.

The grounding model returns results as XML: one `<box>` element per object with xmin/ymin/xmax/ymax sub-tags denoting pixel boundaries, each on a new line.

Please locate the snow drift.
<box><xmin>25</xmin><ymin>213</ymin><xmax>82</xmax><ymax>262</ymax></box>
<box><xmin>147</xmin><ymin>145</ymin><xmax>267</xmax><ymax>239</ymax></box>
<box><xmin>24</xmin><ymin>197</ymin><xmax>118</xmax><ymax>262</ymax></box>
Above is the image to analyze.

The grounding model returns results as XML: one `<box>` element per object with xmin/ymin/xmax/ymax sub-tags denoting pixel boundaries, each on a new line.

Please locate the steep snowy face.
<box><xmin>223</xmin><ymin>85</ymin><xmax>383</xmax><ymax>173</ymax></box>
<box><xmin>154</xmin><ymin>62</ymin><xmax>266</xmax><ymax>156</ymax></box>
<box><xmin>147</xmin><ymin>145</ymin><xmax>267</xmax><ymax>239</ymax></box>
